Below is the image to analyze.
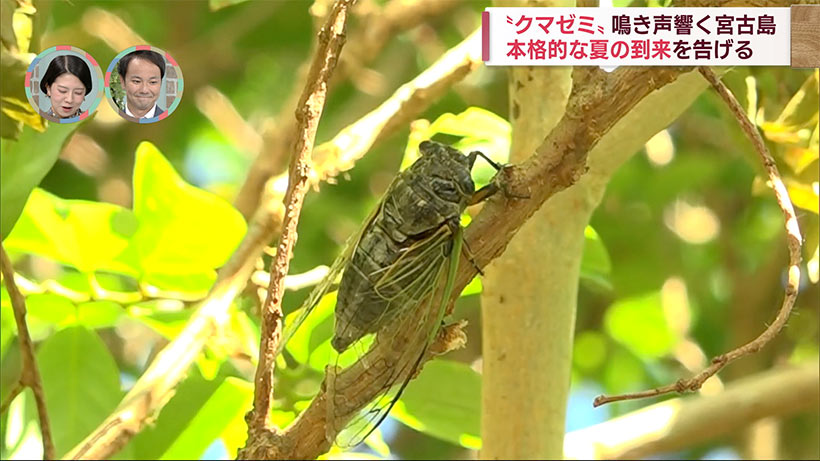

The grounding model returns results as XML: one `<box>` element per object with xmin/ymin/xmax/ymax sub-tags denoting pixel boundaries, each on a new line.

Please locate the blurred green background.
<box><xmin>0</xmin><ymin>0</ymin><xmax>817</xmax><ymax>460</ymax></box>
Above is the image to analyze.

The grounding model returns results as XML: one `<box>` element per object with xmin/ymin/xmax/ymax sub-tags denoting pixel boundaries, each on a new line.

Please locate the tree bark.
<box><xmin>480</xmin><ymin>61</ymin><xmax>573</xmax><ymax>458</ymax></box>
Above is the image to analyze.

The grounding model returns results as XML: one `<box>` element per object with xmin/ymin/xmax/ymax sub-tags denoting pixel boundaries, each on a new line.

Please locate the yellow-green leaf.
<box><xmin>131</xmin><ymin>142</ymin><xmax>247</xmax><ymax>276</ymax></box>
<box><xmin>774</xmin><ymin>70</ymin><xmax>819</xmax><ymax>131</ymax></box>
<box><xmin>392</xmin><ymin>360</ymin><xmax>481</xmax><ymax>449</ymax></box>
<box><xmin>604</xmin><ymin>292</ymin><xmax>678</xmax><ymax>358</ymax></box>
<box><xmin>4</xmin><ymin>188</ymin><xmax>139</xmax><ymax>275</ymax></box>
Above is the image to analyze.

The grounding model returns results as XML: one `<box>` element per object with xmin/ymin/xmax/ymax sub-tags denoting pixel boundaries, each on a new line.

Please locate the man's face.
<box><xmin>123</xmin><ymin>57</ymin><xmax>161</xmax><ymax>115</ymax></box>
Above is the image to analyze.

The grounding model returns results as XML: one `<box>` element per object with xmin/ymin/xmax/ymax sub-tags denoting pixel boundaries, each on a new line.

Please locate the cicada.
<box><xmin>278</xmin><ymin>140</ymin><xmax>503</xmax><ymax>448</ymax></box>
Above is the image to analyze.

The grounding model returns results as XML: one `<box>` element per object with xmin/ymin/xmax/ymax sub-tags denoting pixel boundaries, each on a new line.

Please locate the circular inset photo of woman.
<box><xmin>105</xmin><ymin>46</ymin><xmax>183</xmax><ymax>124</ymax></box>
<box><xmin>25</xmin><ymin>46</ymin><xmax>104</xmax><ymax>123</ymax></box>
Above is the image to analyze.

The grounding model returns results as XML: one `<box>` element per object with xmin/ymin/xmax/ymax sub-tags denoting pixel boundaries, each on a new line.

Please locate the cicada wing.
<box><xmin>275</xmin><ymin>172</ymin><xmax>405</xmax><ymax>359</ymax></box>
<box><xmin>274</xmin><ymin>203</ymin><xmax>382</xmax><ymax>359</ymax></box>
<box><xmin>326</xmin><ymin>224</ymin><xmax>463</xmax><ymax>449</ymax></box>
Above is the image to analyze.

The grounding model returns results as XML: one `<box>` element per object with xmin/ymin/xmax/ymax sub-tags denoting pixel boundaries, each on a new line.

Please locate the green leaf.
<box><xmin>580</xmin><ymin>225</ymin><xmax>613</xmax><ymax>292</ymax></box>
<box><xmin>4</xmin><ymin>189</ymin><xmax>139</xmax><ymax>275</ymax></box>
<box><xmin>10</xmin><ymin>1</ymin><xmax>35</xmax><ymax>53</ymax></box>
<box><xmin>2</xmin><ymin>96</ymin><xmax>45</xmax><ymax>135</ymax></box>
<box><xmin>1</xmin><ymin>285</ymin><xmax>16</xmax><ymax>365</ymax></box>
<box><xmin>783</xmin><ymin>146</ymin><xmax>819</xmax><ymax>175</ymax></box>
<box><xmin>285</xmin><ymin>290</ymin><xmax>336</xmax><ymax>364</ymax></box>
<box><xmin>222</xmin><ymin>406</ymin><xmax>260</xmax><ymax>459</ymax></box>
<box><xmin>573</xmin><ymin>331</ymin><xmax>607</xmax><ymax>373</ymax></box>
<box><xmin>159</xmin><ymin>378</ymin><xmax>253</xmax><ymax>460</ymax></box>
<box><xmin>0</xmin><ymin>0</ymin><xmax>17</xmax><ymax>49</ymax></box>
<box><xmin>127</xmin><ymin>300</ymin><xmax>192</xmax><ymax>339</ymax></box>
<box><xmin>0</xmin><ymin>106</ymin><xmax>21</xmax><ymax>139</ymax></box>
<box><xmin>604</xmin><ymin>292</ymin><xmax>677</xmax><ymax>359</ymax></box>
<box><xmin>0</xmin><ymin>45</ymin><xmax>45</xmax><ymax>140</ymax></box>
<box><xmin>459</xmin><ymin>276</ymin><xmax>482</xmax><ymax>297</ymax></box>
<box><xmin>25</xmin><ymin>293</ymin><xmax>75</xmax><ymax>325</ymax></box>
<box><xmin>74</xmin><ymin>301</ymin><xmax>123</xmax><ymax>329</ymax></box>
<box><xmin>785</xmin><ymin>179</ymin><xmax>819</xmax><ymax>214</ymax></box>
<box><xmin>1</xmin><ymin>122</ymin><xmax>79</xmax><ymax>237</ymax></box>
<box><xmin>140</xmin><ymin>270</ymin><xmax>216</xmax><ymax>301</ymax></box>
<box><xmin>209</xmin><ymin>0</ymin><xmax>250</xmax><ymax>11</ymax></box>
<box><xmin>429</xmin><ymin>107</ymin><xmax>510</xmax><ymax>141</ymax></box>
<box><xmin>773</xmin><ymin>70</ymin><xmax>819</xmax><ymax>131</ymax></box>
<box><xmin>37</xmin><ymin>326</ymin><xmax>122</xmax><ymax>457</ymax></box>
<box><xmin>195</xmin><ymin>347</ymin><xmax>223</xmax><ymax>381</ymax></box>
<box><xmin>127</xmin><ymin>371</ymin><xmax>223</xmax><ymax>460</ymax></box>
<box><xmin>393</xmin><ymin>360</ymin><xmax>481</xmax><ymax>449</ymax></box>
<box><xmin>131</xmin><ymin>142</ymin><xmax>247</xmax><ymax>276</ymax></box>
<box><xmin>3</xmin><ymin>389</ymin><xmax>45</xmax><ymax>459</ymax></box>
<box><xmin>809</xmin><ymin>243</ymin><xmax>819</xmax><ymax>284</ymax></box>
<box><xmin>603</xmin><ymin>347</ymin><xmax>647</xmax><ymax>395</ymax></box>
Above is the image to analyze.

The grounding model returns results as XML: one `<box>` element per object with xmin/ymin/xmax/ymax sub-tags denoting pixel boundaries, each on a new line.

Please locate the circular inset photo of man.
<box><xmin>105</xmin><ymin>46</ymin><xmax>183</xmax><ymax>123</ymax></box>
<box><xmin>25</xmin><ymin>46</ymin><xmax>104</xmax><ymax>123</ymax></box>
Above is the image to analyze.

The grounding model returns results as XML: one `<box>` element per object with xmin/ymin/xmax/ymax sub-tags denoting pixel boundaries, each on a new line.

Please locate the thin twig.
<box><xmin>244</xmin><ymin>0</ymin><xmax>355</xmax><ymax>442</ymax></box>
<box><xmin>0</xmin><ymin>240</ymin><xmax>55</xmax><ymax>460</ymax></box>
<box><xmin>593</xmin><ymin>66</ymin><xmax>803</xmax><ymax>407</ymax></box>
<box><xmin>0</xmin><ymin>381</ymin><xmax>24</xmax><ymax>415</ymax></box>
<box><xmin>339</xmin><ymin>0</ymin><xmax>461</xmax><ymax>86</ymax></box>
<box><xmin>251</xmin><ymin>265</ymin><xmax>331</xmax><ymax>292</ymax></box>
<box><xmin>569</xmin><ymin>363</ymin><xmax>818</xmax><ymax>460</ymax></box>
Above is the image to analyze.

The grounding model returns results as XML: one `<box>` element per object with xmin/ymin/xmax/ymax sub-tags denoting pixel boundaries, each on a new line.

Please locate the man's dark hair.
<box><xmin>40</xmin><ymin>55</ymin><xmax>93</xmax><ymax>95</ymax></box>
<box><xmin>117</xmin><ymin>50</ymin><xmax>165</xmax><ymax>80</ymax></box>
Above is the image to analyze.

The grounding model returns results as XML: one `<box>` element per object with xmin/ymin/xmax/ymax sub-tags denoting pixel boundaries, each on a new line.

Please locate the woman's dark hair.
<box><xmin>117</xmin><ymin>50</ymin><xmax>165</xmax><ymax>80</ymax></box>
<box><xmin>39</xmin><ymin>55</ymin><xmax>93</xmax><ymax>95</ymax></box>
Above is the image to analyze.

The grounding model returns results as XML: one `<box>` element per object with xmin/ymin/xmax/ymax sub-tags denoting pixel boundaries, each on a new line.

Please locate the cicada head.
<box><xmin>417</xmin><ymin>140</ymin><xmax>477</xmax><ymax>204</ymax></box>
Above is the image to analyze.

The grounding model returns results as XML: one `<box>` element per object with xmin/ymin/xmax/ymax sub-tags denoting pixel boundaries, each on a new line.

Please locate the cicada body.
<box><xmin>331</xmin><ymin>140</ymin><xmax>480</xmax><ymax>352</ymax></box>
<box><xmin>277</xmin><ymin>139</ymin><xmax>502</xmax><ymax>448</ymax></box>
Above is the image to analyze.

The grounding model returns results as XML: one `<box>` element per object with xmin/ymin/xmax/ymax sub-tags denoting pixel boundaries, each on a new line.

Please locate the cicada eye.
<box><xmin>418</xmin><ymin>140</ymin><xmax>440</xmax><ymax>156</ymax></box>
<box><xmin>431</xmin><ymin>178</ymin><xmax>460</xmax><ymax>202</ymax></box>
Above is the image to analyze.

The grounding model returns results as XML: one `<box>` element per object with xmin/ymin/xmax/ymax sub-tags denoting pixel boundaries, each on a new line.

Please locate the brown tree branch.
<box><xmin>0</xmin><ymin>240</ymin><xmax>55</xmax><ymax>460</ymax></box>
<box><xmin>593</xmin><ymin>67</ymin><xmax>803</xmax><ymax>407</ymax></box>
<box><xmin>339</xmin><ymin>0</ymin><xmax>461</xmax><ymax>83</ymax></box>
<box><xmin>567</xmin><ymin>363</ymin><xmax>819</xmax><ymax>460</ymax></box>
<box><xmin>242</xmin><ymin>0</ymin><xmax>354</xmax><ymax>447</ymax></box>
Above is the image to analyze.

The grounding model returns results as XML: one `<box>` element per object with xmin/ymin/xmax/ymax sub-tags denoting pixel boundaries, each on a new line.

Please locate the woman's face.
<box><xmin>46</xmin><ymin>73</ymin><xmax>86</xmax><ymax>118</ymax></box>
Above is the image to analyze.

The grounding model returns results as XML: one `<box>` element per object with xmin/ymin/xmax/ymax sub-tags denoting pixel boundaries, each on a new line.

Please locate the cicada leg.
<box><xmin>469</xmin><ymin>182</ymin><xmax>500</xmax><ymax>206</ymax></box>
<box><xmin>443</xmin><ymin>218</ymin><xmax>484</xmax><ymax>276</ymax></box>
<box><xmin>467</xmin><ymin>149</ymin><xmax>503</xmax><ymax>171</ymax></box>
